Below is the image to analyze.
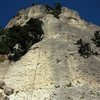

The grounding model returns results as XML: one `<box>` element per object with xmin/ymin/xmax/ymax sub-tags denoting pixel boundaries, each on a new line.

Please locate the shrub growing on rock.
<box><xmin>0</xmin><ymin>18</ymin><xmax>44</xmax><ymax>61</ymax></box>
<box><xmin>51</xmin><ymin>3</ymin><xmax>62</xmax><ymax>19</ymax></box>
<box><xmin>45</xmin><ymin>4</ymin><xmax>53</xmax><ymax>12</ymax></box>
<box><xmin>45</xmin><ymin>3</ymin><xmax>62</xmax><ymax>19</ymax></box>
<box><xmin>92</xmin><ymin>30</ymin><xmax>100</xmax><ymax>47</ymax></box>
<box><xmin>79</xmin><ymin>43</ymin><xmax>92</xmax><ymax>58</ymax></box>
<box><xmin>76</xmin><ymin>39</ymin><xmax>92</xmax><ymax>58</ymax></box>
<box><xmin>0</xmin><ymin>29</ymin><xmax>9</xmax><ymax>54</ymax></box>
<box><xmin>76</xmin><ymin>38</ymin><xmax>100</xmax><ymax>58</ymax></box>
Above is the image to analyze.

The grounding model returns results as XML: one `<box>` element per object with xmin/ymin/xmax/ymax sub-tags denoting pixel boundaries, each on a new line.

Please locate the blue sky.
<box><xmin>0</xmin><ymin>0</ymin><xmax>100</xmax><ymax>27</ymax></box>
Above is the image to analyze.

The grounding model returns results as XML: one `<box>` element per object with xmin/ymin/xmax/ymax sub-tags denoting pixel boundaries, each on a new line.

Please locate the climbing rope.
<box><xmin>30</xmin><ymin>44</ymin><xmax>41</xmax><ymax>100</ymax></box>
<box><xmin>32</xmin><ymin>46</ymin><xmax>41</xmax><ymax>89</ymax></box>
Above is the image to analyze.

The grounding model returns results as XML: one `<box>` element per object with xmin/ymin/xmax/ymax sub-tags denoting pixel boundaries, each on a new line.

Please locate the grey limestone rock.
<box><xmin>0</xmin><ymin>4</ymin><xmax>100</xmax><ymax>100</ymax></box>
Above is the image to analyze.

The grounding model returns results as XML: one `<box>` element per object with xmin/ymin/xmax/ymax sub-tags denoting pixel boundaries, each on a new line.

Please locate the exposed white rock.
<box><xmin>0</xmin><ymin>89</ymin><xmax>5</xmax><ymax>100</ymax></box>
<box><xmin>0</xmin><ymin>4</ymin><xmax>100</xmax><ymax>100</ymax></box>
<box><xmin>5</xmin><ymin>5</ymin><xmax>46</xmax><ymax>29</ymax></box>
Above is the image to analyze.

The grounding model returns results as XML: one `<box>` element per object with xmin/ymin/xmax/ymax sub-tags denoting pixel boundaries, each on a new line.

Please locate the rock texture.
<box><xmin>0</xmin><ymin>5</ymin><xmax>100</xmax><ymax>100</ymax></box>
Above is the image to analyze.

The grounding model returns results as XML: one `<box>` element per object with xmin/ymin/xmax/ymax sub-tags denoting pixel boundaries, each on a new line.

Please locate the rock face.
<box><xmin>0</xmin><ymin>4</ymin><xmax>100</xmax><ymax>100</ymax></box>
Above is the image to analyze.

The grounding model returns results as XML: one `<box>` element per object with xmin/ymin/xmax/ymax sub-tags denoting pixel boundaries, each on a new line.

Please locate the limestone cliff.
<box><xmin>0</xmin><ymin>4</ymin><xmax>100</xmax><ymax>100</ymax></box>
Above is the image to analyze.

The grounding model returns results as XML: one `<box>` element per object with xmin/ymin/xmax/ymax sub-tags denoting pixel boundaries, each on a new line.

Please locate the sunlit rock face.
<box><xmin>5</xmin><ymin>5</ymin><xmax>46</xmax><ymax>29</ymax></box>
<box><xmin>0</xmin><ymin>4</ymin><xmax>100</xmax><ymax>100</ymax></box>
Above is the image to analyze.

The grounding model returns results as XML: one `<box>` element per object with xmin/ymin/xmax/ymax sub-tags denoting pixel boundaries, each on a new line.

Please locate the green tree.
<box><xmin>76</xmin><ymin>39</ymin><xmax>92</xmax><ymax>58</ymax></box>
<box><xmin>92</xmin><ymin>31</ymin><xmax>100</xmax><ymax>47</ymax></box>
<box><xmin>0</xmin><ymin>18</ymin><xmax>44</xmax><ymax>61</ymax></box>
<box><xmin>51</xmin><ymin>3</ymin><xmax>62</xmax><ymax>19</ymax></box>
<box><xmin>45</xmin><ymin>3</ymin><xmax>62</xmax><ymax>19</ymax></box>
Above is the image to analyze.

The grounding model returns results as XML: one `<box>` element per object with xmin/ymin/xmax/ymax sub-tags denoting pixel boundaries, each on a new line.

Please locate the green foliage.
<box><xmin>32</xmin><ymin>3</ymin><xmax>35</xmax><ymax>6</ymax></box>
<box><xmin>0</xmin><ymin>18</ymin><xmax>44</xmax><ymax>61</ymax></box>
<box><xmin>76</xmin><ymin>39</ymin><xmax>92</xmax><ymax>58</ymax></box>
<box><xmin>0</xmin><ymin>29</ymin><xmax>9</xmax><ymax>54</ymax></box>
<box><xmin>45</xmin><ymin>3</ymin><xmax>62</xmax><ymax>19</ymax></box>
<box><xmin>76</xmin><ymin>39</ymin><xmax>83</xmax><ymax>45</ymax></box>
<box><xmin>76</xmin><ymin>38</ymin><xmax>100</xmax><ymax>58</ymax></box>
<box><xmin>92</xmin><ymin>31</ymin><xmax>100</xmax><ymax>47</ymax></box>
<box><xmin>0</xmin><ymin>41</ymin><xmax>8</xmax><ymax>55</ymax></box>
<box><xmin>55</xmin><ymin>3</ymin><xmax>61</xmax><ymax>10</ymax></box>
<box><xmin>45</xmin><ymin>4</ymin><xmax>53</xmax><ymax>12</ymax></box>
<box><xmin>51</xmin><ymin>3</ymin><xmax>61</xmax><ymax>19</ymax></box>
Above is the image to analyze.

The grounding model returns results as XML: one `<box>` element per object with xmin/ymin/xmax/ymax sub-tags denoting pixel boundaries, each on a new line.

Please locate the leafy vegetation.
<box><xmin>76</xmin><ymin>39</ymin><xmax>92</xmax><ymax>58</ymax></box>
<box><xmin>76</xmin><ymin>38</ymin><xmax>99</xmax><ymax>58</ymax></box>
<box><xmin>92</xmin><ymin>31</ymin><xmax>100</xmax><ymax>47</ymax></box>
<box><xmin>45</xmin><ymin>3</ymin><xmax>62</xmax><ymax>19</ymax></box>
<box><xmin>0</xmin><ymin>18</ymin><xmax>44</xmax><ymax>61</ymax></box>
<box><xmin>32</xmin><ymin>3</ymin><xmax>35</xmax><ymax>6</ymax></box>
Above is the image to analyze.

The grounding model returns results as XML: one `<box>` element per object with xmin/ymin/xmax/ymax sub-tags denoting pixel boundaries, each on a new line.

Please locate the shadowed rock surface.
<box><xmin>0</xmin><ymin>4</ymin><xmax>100</xmax><ymax>100</ymax></box>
